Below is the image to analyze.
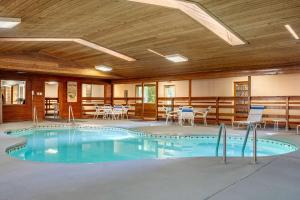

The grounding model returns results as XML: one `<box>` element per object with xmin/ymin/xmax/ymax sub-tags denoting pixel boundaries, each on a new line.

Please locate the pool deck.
<box><xmin>1</xmin><ymin>119</ymin><xmax>300</xmax><ymax>200</ymax></box>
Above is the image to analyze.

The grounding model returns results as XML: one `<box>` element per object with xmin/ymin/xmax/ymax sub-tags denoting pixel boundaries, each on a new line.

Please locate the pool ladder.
<box><xmin>33</xmin><ymin>106</ymin><xmax>38</xmax><ymax>127</ymax></box>
<box><xmin>241</xmin><ymin>123</ymin><xmax>257</xmax><ymax>164</ymax></box>
<box><xmin>215</xmin><ymin>123</ymin><xmax>227</xmax><ymax>163</ymax></box>
<box><xmin>68</xmin><ymin>104</ymin><xmax>75</xmax><ymax>124</ymax></box>
<box><xmin>215</xmin><ymin>123</ymin><xmax>258</xmax><ymax>164</ymax></box>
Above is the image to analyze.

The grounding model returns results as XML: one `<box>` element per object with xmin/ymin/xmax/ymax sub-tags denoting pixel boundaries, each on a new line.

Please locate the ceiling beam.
<box><xmin>0</xmin><ymin>54</ymin><xmax>123</xmax><ymax>79</ymax></box>
<box><xmin>128</xmin><ymin>0</ymin><xmax>246</xmax><ymax>46</ymax></box>
<box><xmin>0</xmin><ymin>37</ymin><xmax>136</xmax><ymax>62</ymax></box>
<box><xmin>112</xmin><ymin>63</ymin><xmax>300</xmax><ymax>83</ymax></box>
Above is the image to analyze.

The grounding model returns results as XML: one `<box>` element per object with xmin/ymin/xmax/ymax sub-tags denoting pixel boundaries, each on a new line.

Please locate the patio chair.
<box><xmin>122</xmin><ymin>105</ymin><xmax>130</xmax><ymax>119</ymax></box>
<box><xmin>195</xmin><ymin>106</ymin><xmax>212</xmax><ymax>126</ymax></box>
<box><xmin>103</xmin><ymin>105</ymin><xmax>113</xmax><ymax>119</ymax></box>
<box><xmin>163</xmin><ymin>106</ymin><xmax>178</xmax><ymax>125</ymax></box>
<box><xmin>94</xmin><ymin>105</ymin><xmax>104</xmax><ymax>119</ymax></box>
<box><xmin>112</xmin><ymin>105</ymin><xmax>123</xmax><ymax>120</ymax></box>
<box><xmin>232</xmin><ymin>105</ymin><xmax>265</xmax><ymax>128</ymax></box>
<box><xmin>178</xmin><ymin>106</ymin><xmax>195</xmax><ymax>126</ymax></box>
<box><xmin>53</xmin><ymin>103</ymin><xmax>59</xmax><ymax>119</ymax></box>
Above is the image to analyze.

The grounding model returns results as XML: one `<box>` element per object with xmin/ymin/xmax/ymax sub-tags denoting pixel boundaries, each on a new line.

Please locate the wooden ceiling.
<box><xmin>0</xmin><ymin>0</ymin><xmax>299</xmax><ymax>79</ymax></box>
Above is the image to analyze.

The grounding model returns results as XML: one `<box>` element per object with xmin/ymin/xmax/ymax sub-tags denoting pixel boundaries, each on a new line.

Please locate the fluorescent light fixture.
<box><xmin>165</xmin><ymin>54</ymin><xmax>188</xmax><ymax>62</ymax></box>
<box><xmin>0</xmin><ymin>38</ymin><xmax>136</xmax><ymax>61</ymax></box>
<box><xmin>147</xmin><ymin>49</ymin><xmax>165</xmax><ymax>57</ymax></box>
<box><xmin>147</xmin><ymin>49</ymin><xmax>188</xmax><ymax>62</ymax></box>
<box><xmin>128</xmin><ymin>0</ymin><xmax>246</xmax><ymax>46</ymax></box>
<box><xmin>0</xmin><ymin>17</ymin><xmax>21</xmax><ymax>29</ymax></box>
<box><xmin>95</xmin><ymin>65</ymin><xmax>113</xmax><ymax>72</ymax></box>
<box><xmin>285</xmin><ymin>24</ymin><xmax>299</xmax><ymax>40</ymax></box>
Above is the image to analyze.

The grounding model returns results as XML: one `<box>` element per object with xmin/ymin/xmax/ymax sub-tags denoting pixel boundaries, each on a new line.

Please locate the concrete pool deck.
<box><xmin>1</xmin><ymin>120</ymin><xmax>300</xmax><ymax>200</ymax></box>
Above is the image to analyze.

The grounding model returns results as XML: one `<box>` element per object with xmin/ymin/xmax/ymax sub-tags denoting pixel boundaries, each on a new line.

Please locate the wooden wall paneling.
<box><xmin>0</xmin><ymin>81</ymin><xmax>2</xmax><ymax>123</ymax></box>
<box><xmin>286</xmin><ymin>96</ymin><xmax>290</xmax><ymax>129</ymax></box>
<box><xmin>216</xmin><ymin>97</ymin><xmax>219</xmax><ymax>125</ymax></box>
<box><xmin>32</xmin><ymin>78</ymin><xmax>45</xmax><ymax>121</ymax></box>
<box><xmin>155</xmin><ymin>81</ymin><xmax>159</xmax><ymax>120</ymax></box>
<box><xmin>111</xmin><ymin>83</ymin><xmax>114</xmax><ymax>105</ymax></box>
<box><xmin>142</xmin><ymin>82</ymin><xmax>144</xmax><ymax>119</ymax></box>
<box><xmin>188</xmin><ymin>79</ymin><xmax>192</xmax><ymax>106</ymax></box>
<box><xmin>248</xmin><ymin>76</ymin><xmax>251</xmax><ymax>111</ymax></box>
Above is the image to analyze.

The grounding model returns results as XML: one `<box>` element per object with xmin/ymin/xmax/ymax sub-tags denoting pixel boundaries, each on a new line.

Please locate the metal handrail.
<box><xmin>68</xmin><ymin>104</ymin><xmax>75</xmax><ymax>124</ymax></box>
<box><xmin>241</xmin><ymin>123</ymin><xmax>258</xmax><ymax>164</ymax></box>
<box><xmin>33</xmin><ymin>106</ymin><xmax>38</xmax><ymax>126</ymax></box>
<box><xmin>215</xmin><ymin>123</ymin><xmax>227</xmax><ymax>164</ymax></box>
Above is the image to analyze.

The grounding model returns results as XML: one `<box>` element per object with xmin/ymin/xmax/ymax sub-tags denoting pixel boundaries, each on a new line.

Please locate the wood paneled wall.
<box><xmin>2</xmin><ymin>79</ymin><xmax>33</xmax><ymax>122</ymax></box>
<box><xmin>0</xmin><ymin>72</ymin><xmax>111</xmax><ymax>122</ymax></box>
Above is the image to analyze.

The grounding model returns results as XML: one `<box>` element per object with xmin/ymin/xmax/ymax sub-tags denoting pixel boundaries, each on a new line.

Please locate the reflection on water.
<box><xmin>9</xmin><ymin>128</ymin><xmax>297</xmax><ymax>163</ymax></box>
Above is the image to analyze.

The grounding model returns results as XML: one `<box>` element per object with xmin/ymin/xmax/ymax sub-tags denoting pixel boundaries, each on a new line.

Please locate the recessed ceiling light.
<box><xmin>285</xmin><ymin>24</ymin><xmax>299</xmax><ymax>40</ymax></box>
<box><xmin>165</xmin><ymin>54</ymin><xmax>188</xmax><ymax>63</ymax></box>
<box><xmin>95</xmin><ymin>65</ymin><xmax>113</xmax><ymax>72</ymax></box>
<box><xmin>0</xmin><ymin>17</ymin><xmax>21</xmax><ymax>29</ymax></box>
<box><xmin>128</xmin><ymin>0</ymin><xmax>246</xmax><ymax>46</ymax></box>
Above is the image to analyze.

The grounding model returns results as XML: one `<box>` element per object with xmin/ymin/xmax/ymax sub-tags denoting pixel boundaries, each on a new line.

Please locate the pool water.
<box><xmin>7</xmin><ymin>127</ymin><xmax>297</xmax><ymax>163</ymax></box>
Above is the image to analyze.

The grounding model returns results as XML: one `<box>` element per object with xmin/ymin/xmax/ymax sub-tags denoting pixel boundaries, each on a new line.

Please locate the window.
<box><xmin>164</xmin><ymin>85</ymin><xmax>175</xmax><ymax>111</ymax></box>
<box><xmin>135</xmin><ymin>85</ymin><xmax>156</xmax><ymax>103</ymax></box>
<box><xmin>144</xmin><ymin>85</ymin><xmax>156</xmax><ymax>103</ymax></box>
<box><xmin>136</xmin><ymin>85</ymin><xmax>142</xmax><ymax>98</ymax></box>
<box><xmin>164</xmin><ymin>85</ymin><xmax>175</xmax><ymax>98</ymax></box>
<box><xmin>82</xmin><ymin>84</ymin><xmax>104</xmax><ymax>98</ymax></box>
<box><xmin>1</xmin><ymin>80</ymin><xmax>26</xmax><ymax>105</ymax></box>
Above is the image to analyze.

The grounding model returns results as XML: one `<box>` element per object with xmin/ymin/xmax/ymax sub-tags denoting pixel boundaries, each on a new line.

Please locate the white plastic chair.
<box><xmin>178</xmin><ymin>107</ymin><xmax>194</xmax><ymax>126</ymax></box>
<box><xmin>53</xmin><ymin>103</ymin><xmax>59</xmax><ymax>119</ymax></box>
<box><xmin>232</xmin><ymin>106</ymin><xmax>265</xmax><ymax>128</ymax></box>
<box><xmin>163</xmin><ymin>106</ymin><xmax>178</xmax><ymax>125</ymax></box>
<box><xmin>195</xmin><ymin>106</ymin><xmax>212</xmax><ymax>126</ymax></box>
<box><xmin>122</xmin><ymin>105</ymin><xmax>130</xmax><ymax>119</ymax></box>
<box><xmin>103</xmin><ymin>105</ymin><xmax>113</xmax><ymax>119</ymax></box>
<box><xmin>112</xmin><ymin>105</ymin><xmax>123</xmax><ymax>120</ymax></box>
<box><xmin>94</xmin><ymin>105</ymin><xmax>104</xmax><ymax>119</ymax></box>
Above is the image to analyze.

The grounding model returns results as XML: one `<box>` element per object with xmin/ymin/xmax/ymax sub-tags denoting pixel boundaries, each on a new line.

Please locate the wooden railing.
<box><xmin>82</xmin><ymin>97</ymin><xmax>105</xmax><ymax>118</ymax></box>
<box><xmin>111</xmin><ymin>96</ymin><xmax>300</xmax><ymax>128</ymax></box>
<box><xmin>113</xmin><ymin>97</ymin><xmax>143</xmax><ymax>118</ymax></box>
<box><xmin>45</xmin><ymin>97</ymin><xmax>59</xmax><ymax>117</ymax></box>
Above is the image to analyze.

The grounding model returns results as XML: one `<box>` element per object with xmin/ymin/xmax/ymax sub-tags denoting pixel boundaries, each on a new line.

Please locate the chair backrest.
<box><xmin>95</xmin><ymin>105</ymin><xmax>100</xmax><ymax>112</ymax></box>
<box><xmin>203</xmin><ymin>106</ymin><xmax>212</xmax><ymax>117</ymax></box>
<box><xmin>103</xmin><ymin>105</ymin><xmax>112</xmax><ymax>113</ymax></box>
<box><xmin>247</xmin><ymin>106</ymin><xmax>264</xmax><ymax>122</ymax></box>
<box><xmin>53</xmin><ymin>103</ymin><xmax>59</xmax><ymax>112</ymax></box>
<box><xmin>179</xmin><ymin>107</ymin><xmax>194</xmax><ymax>118</ymax></box>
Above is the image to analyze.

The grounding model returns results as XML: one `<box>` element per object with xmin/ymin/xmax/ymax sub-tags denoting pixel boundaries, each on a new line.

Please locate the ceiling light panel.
<box><xmin>0</xmin><ymin>17</ymin><xmax>21</xmax><ymax>29</ymax></box>
<box><xmin>165</xmin><ymin>54</ymin><xmax>188</xmax><ymax>62</ymax></box>
<box><xmin>95</xmin><ymin>65</ymin><xmax>113</xmax><ymax>72</ymax></box>
<box><xmin>285</xmin><ymin>24</ymin><xmax>299</xmax><ymax>40</ymax></box>
<box><xmin>128</xmin><ymin>0</ymin><xmax>246</xmax><ymax>46</ymax></box>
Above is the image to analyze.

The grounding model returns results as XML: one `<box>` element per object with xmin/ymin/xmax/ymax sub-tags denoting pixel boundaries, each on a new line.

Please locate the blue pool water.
<box><xmin>7</xmin><ymin>127</ymin><xmax>297</xmax><ymax>163</ymax></box>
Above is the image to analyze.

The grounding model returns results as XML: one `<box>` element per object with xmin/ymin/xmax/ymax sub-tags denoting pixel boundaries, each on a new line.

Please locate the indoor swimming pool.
<box><xmin>6</xmin><ymin>127</ymin><xmax>298</xmax><ymax>163</ymax></box>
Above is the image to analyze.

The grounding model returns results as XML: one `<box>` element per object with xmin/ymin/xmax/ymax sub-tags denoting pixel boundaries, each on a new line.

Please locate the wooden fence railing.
<box><xmin>82</xmin><ymin>97</ymin><xmax>105</xmax><ymax>118</ymax></box>
<box><xmin>45</xmin><ymin>97</ymin><xmax>59</xmax><ymax>117</ymax></box>
<box><xmin>111</xmin><ymin>96</ymin><xmax>300</xmax><ymax>128</ymax></box>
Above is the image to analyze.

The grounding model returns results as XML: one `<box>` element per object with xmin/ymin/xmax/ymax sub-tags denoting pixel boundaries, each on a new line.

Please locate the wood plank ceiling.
<box><xmin>0</xmin><ymin>0</ymin><xmax>299</xmax><ymax>79</ymax></box>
